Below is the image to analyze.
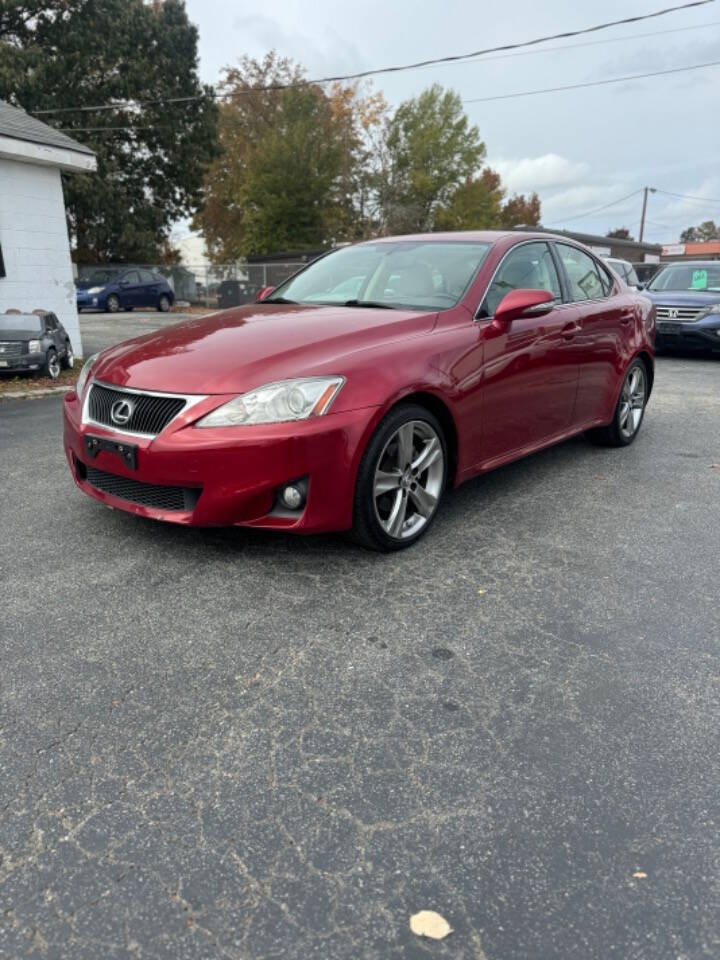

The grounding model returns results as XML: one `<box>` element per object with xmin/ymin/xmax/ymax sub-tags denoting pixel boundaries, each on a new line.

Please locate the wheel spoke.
<box><xmin>411</xmin><ymin>436</ymin><xmax>441</xmax><ymax>475</ymax></box>
<box><xmin>396</xmin><ymin>423</ymin><xmax>414</xmax><ymax>468</ymax></box>
<box><xmin>386</xmin><ymin>490</ymin><xmax>408</xmax><ymax>537</ymax></box>
<box><xmin>374</xmin><ymin>469</ymin><xmax>402</xmax><ymax>496</ymax></box>
<box><xmin>409</xmin><ymin>483</ymin><xmax>437</xmax><ymax>518</ymax></box>
<box><xmin>619</xmin><ymin>401</ymin><xmax>631</xmax><ymax>430</ymax></box>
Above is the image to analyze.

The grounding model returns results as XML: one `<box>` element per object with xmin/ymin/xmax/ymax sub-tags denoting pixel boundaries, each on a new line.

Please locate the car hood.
<box><xmin>642</xmin><ymin>289</ymin><xmax>720</xmax><ymax>306</ymax></box>
<box><xmin>0</xmin><ymin>326</ymin><xmax>41</xmax><ymax>340</ymax></box>
<box><xmin>92</xmin><ymin>303</ymin><xmax>437</xmax><ymax>395</ymax></box>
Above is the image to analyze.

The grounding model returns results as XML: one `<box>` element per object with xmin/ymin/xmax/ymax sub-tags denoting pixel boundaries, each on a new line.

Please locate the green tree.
<box><xmin>433</xmin><ymin>169</ymin><xmax>540</xmax><ymax>231</ymax></box>
<box><xmin>197</xmin><ymin>53</ymin><xmax>383</xmax><ymax>259</ymax></box>
<box><xmin>375</xmin><ymin>85</ymin><xmax>486</xmax><ymax>234</ymax></box>
<box><xmin>606</xmin><ymin>227</ymin><xmax>634</xmax><ymax>240</ymax></box>
<box><xmin>680</xmin><ymin>220</ymin><xmax>720</xmax><ymax>243</ymax></box>
<box><xmin>433</xmin><ymin>170</ymin><xmax>504</xmax><ymax>231</ymax></box>
<box><xmin>0</xmin><ymin>0</ymin><xmax>218</xmax><ymax>262</ymax></box>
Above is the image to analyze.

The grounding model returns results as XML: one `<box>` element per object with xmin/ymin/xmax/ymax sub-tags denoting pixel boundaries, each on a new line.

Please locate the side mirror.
<box><xmin>636</xmin><ymin>283</ymin><xmax>645</xmax><ymax>291</ymax></box>
<box><xmin>255</xmin><ymin>286</ymin><xmax>275</xmax><ymax>302</ymax></box>
<box><xmin>494</xmin><ymin>288</ymin><xmax>554</xmax><ymax>325</ymax></box>
<box><xmin>119</xmin><ymin>280</ymin><xmax>129</xmax><ymax>287</ymax></box>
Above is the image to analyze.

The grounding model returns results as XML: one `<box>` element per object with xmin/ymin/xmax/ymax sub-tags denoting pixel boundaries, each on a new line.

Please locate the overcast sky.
<box><xmin>176</xmin><ymin>0</ymin><xmax>720</xmax><ymax>257</ymax></box>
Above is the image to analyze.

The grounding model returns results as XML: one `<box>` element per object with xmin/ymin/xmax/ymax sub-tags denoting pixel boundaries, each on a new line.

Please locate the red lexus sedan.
<box><xmin>64</xmin><ymin>232</ymin><xmax>655</xmax><ymax>550</ymax></box>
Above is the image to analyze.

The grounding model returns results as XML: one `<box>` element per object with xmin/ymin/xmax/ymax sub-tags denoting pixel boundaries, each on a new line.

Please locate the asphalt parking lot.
<box><xmin>77</xmin><ymin>310</ymin><xmax>204</xmax><ymax>357</ymax></box>
<box><xmin>1</xmin><ymin>352</ymin><xmax>719</xmax><ymax>959</ymax></box>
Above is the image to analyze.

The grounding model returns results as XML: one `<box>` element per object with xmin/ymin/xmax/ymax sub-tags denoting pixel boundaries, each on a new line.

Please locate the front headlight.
<box><xmin>27</xmin><ymin>339</ymin><xmax>41</xmax><ymax>352</ymax></box>
<box><xmin>695</xmin><ymin>304</ymin><xmax>720</xmax><ymax>321</ymax></box>
<box><xmin>197</xmin><ymin>376</ymin><xmax>345</xmax><ymax>427</ymax></box>
<box><xmin>87</xmin><ymin>286</ymin><xmax>105</xmax><ymax>295</ymax></box>
<box><xmin>75</xmin><ymin>353</ymin><xmax>98</xmax><ymax>399</ymax></box>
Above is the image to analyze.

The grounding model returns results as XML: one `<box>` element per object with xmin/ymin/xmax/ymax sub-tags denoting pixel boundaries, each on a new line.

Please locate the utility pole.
<box><xmin>639</xmin><ymin>186</ymin><xmax>657</xmax><ymax>243</ymax></box>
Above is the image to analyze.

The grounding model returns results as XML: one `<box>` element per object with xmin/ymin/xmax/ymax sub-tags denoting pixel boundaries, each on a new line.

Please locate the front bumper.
<box><xmin>656</xmin><ymin>318</ymin><xmax>720</xmax><ymax>350</ymax></box>
<box><xmin>63</xmin><ymin>388</ymin><xmax>378</xmax><ymax>533</ymax></box>
<box><xmin>76</xmin><ymin>293</ymin><xmax>101</xmax><ymax>310</ymax></box>
<box><xmin>0</xmin><ymin>352</ymin><xmax>44</xmax><ymax>373</ymax></box>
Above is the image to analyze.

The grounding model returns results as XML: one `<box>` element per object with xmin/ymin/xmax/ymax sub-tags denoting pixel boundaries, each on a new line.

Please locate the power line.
<box><xmin>33</xmin><ymin>0</ymin><xmax>716</xmax><ymax>116</ymax></box>
<box><xmin>423</xmin><ymin>19</ymin><xmax>720</xmax><ymax>71</ymax></box>
<box><xmin>546</xmin><ymin>190</ymin><xmax>643</xmax><ymax>226</ymax></box>
<box><xmin>656</xmin><ymin>188</ymin><xmax>720</xmax><ymax>204</ymax></box>
<box><xmin>462</xmin><ymin>57</ymin><xmax>720</xmax><ymax>103</ymax></box>
<box><xmin>60</xmin><ymin>54</ymin><xmax>720</xmax><ymax>135</ymax></box>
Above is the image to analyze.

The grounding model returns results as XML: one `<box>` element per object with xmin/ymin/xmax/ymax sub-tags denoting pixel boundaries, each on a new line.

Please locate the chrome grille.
<box><xmin>88</xmin><ymin>383</ymin><xmax>186</xmax><ymax>436</ymax></box>
<box><xmin>0</xmin><ymin>341</ymin><xmax>23</xmax><ymax>357</ymax></box>
<box><xmin>85</xmin><ymin>466</ymin><xmax>201</xmax><ymax>511</ymax></box>
<box><xmin>655</xmin><ymin>306</ymin><xmax>705</xmax><ymax>323</ymax></box>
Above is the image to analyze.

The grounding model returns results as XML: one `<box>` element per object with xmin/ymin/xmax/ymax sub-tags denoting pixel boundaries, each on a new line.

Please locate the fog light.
<box><xmin>280</xmin><ymin>484</ymin><xmax>305</xmax><ymax>510</ymax></box>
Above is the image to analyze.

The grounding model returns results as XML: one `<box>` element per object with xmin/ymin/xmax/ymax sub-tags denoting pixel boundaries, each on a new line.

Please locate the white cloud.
<box><xmin>490</xmin><ymin>154</ymin><xmax>590</xmax><ymax>193</ymax></box>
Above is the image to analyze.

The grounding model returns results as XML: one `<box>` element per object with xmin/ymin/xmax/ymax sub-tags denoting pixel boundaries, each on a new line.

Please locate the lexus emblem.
<box><xmin>110</xmin><ymin>399</ymin><xmax>134</xmax><ymax>425</ymax></box>
<box><xmin>669</xmin><ymin>308</ymin><xmax>679</xmax><ymax>319</ymax></box>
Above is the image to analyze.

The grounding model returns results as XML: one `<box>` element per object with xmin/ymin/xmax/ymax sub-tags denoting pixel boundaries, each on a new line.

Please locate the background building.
<box><xmin>0</xmin><ymin>100</ymin><xmax>96</xmax><ymax>353</ymax></box>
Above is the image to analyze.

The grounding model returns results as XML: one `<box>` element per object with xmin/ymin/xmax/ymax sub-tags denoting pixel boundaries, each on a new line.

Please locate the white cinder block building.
<box><xmin>0</xmin><ymin>100</ymin><xmax>96</xmax><ymax>353</ymax></box>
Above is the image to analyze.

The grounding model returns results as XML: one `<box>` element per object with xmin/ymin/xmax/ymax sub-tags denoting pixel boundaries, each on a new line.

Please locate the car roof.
<box><xmin>657</xmin><ymin>260</ymin><xmax>720</xmax><ymax>267</ymax></box>
<box><xmin>360</xmin><ymin>230</ymin><xmax>583</xmax><ymax>245</ymax></box>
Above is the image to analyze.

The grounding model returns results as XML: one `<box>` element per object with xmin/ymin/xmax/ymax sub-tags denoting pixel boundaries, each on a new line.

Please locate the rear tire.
<box><xmin>352</xmin><ymin>403</ymin><xmax>447</xmax><ymax>552</ymax></box>
<box><xmin>61</xmin><ymin>340</ymin><xmax>74</xmax><ymax>370</ymax></box>
<box><xmin>158</xmin><ymin>295</ymin><xmax>171</xmax><ymax>312</ymax></box>
<box><xmin>586</xmin><ymin>358</ymin><xmax>648</xmax><ymax>447</ymax></box>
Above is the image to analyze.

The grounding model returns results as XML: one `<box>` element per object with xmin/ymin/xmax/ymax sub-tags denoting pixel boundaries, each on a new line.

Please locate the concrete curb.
<box><xmin>0</xmin><ymin>385</ymin><xmax>74</xmax><ymax>400</ymax></box>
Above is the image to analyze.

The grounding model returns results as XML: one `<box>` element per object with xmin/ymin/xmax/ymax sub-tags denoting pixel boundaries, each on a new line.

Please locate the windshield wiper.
<box><xmin>262</xmin><ymin>296</ymin><xmax>298</xmax><ymax>304</ymax></box>
<box><xmin>342</xmin><ymin>299</ymin><xmax>397</xmax><ymax>309</ymax></box>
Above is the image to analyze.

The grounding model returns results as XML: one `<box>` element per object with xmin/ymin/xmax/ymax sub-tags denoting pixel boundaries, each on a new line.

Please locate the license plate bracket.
<box><xmin>84</xmin><ymin>434</ymin><xmax>137</xmax><ymax>469</ymax></box>
<box><xmin>658</xmin><ymin>322</ymin><xmax>681</xmax><ymax>335</ymax></box>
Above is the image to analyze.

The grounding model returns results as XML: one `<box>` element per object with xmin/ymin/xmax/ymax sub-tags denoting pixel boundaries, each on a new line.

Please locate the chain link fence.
<box><xmin>74</xmin><ymin>262</ymin><xmax>306</xmax><ymax>309</ymax></box>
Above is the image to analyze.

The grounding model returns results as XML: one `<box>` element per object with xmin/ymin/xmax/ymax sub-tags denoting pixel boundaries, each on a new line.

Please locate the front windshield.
<box><xmin>0</xmin><ymin>315</ymin><xmax>41</xmax><ymax>332</ymax></box>
<box><xmin>267</xmin><ymin>241</ymin><xmax>492</xmax><ymax>311</ymax></box>
<box><xmin>647</xmin><ymin>263</ymin><xmax>720</xmax><ymax>292</ymax></box>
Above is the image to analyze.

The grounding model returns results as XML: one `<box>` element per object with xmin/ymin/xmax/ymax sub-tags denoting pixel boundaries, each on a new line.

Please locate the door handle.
<box><xmin>561</xmin><ymin>321</ymin><xmax>581</xmax><ymax>340</ymax></box>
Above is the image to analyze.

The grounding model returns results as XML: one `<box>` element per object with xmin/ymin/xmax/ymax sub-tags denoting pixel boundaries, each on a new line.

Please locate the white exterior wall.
<box><xmin>0</xmin><ymin>157</ymin><xmax>82</xmax><ymax>353</ymax></box>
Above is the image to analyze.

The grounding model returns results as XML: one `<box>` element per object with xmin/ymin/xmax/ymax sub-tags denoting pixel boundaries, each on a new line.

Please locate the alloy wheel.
<box><xmin>373</xmin><ymin>420</ymin><xmax>444</xmax><ymax>540</ymax></box>
<box><xmin>618</xmin><ymin>365</ymin><xmax>646</xmax><ymax>439</ymax></box>
<box><xmin>47</xmin><ymin>352</ymin><xmax>60</xmax><ymax>379</ymax></box>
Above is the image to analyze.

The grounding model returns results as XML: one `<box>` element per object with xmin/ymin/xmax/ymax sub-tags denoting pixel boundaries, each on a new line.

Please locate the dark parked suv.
<box><xmin>76</xmin><ymin>268</ymin><xmax>175</xmax><ymax>313</ymax></box>
<box><xmin>0</xmin><ymin>311</ymin><xmax>74</xmax><ymax>379</ymax></box>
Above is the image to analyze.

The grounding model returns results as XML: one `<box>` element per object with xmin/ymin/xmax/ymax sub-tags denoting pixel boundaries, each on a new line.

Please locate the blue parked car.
<box><xmin>643</xmin><ymin>261</ymin><xmax>720</xmax><ymax>353</ymax></box>
<box><xmin>76</xmin><ymin>268</ymin><xmax>175</xmax><ymax>313</ymax></box>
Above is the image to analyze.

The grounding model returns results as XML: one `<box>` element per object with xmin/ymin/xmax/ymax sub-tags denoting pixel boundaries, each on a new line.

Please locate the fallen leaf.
<box><xmin>711</xmin><ymin>464</ymin><xmax>720</xmax><ymax>469</ymax></box>
<box><xmin>410</xmin><ymin>910</ymin><xmax>452</xmax><ymax>940</ymax></box>
<box><xmin>632</xmin><ymin>871</ymin><xmax>648</xmax><ymax>879</ymax></box>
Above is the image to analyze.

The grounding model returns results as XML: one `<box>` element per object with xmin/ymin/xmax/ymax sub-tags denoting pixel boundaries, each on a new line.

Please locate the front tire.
<box><xmin>586</xmin><ymin>358</ymin><xmax>648</xmax><ymax>447</ymax></box>
<box><xmin>352</xmin><ymin>403</ymin><xmax>447</xmax><ymax>552</ymax></box>
<box><xmin>44</xmin><ymin>348</ymin><xmax>61</xmax><ymax>380</ymax></box>
<box><xmin>106</xmin><ymin>294</ymin><xmax>120</xmax><ymax>313</ymax></box>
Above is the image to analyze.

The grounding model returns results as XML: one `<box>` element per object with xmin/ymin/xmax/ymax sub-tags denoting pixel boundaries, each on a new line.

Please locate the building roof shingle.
<box><xmin>0</xmin><ymin>99</ymin><xmax>94</xmax><ymax>157</ymax></box>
